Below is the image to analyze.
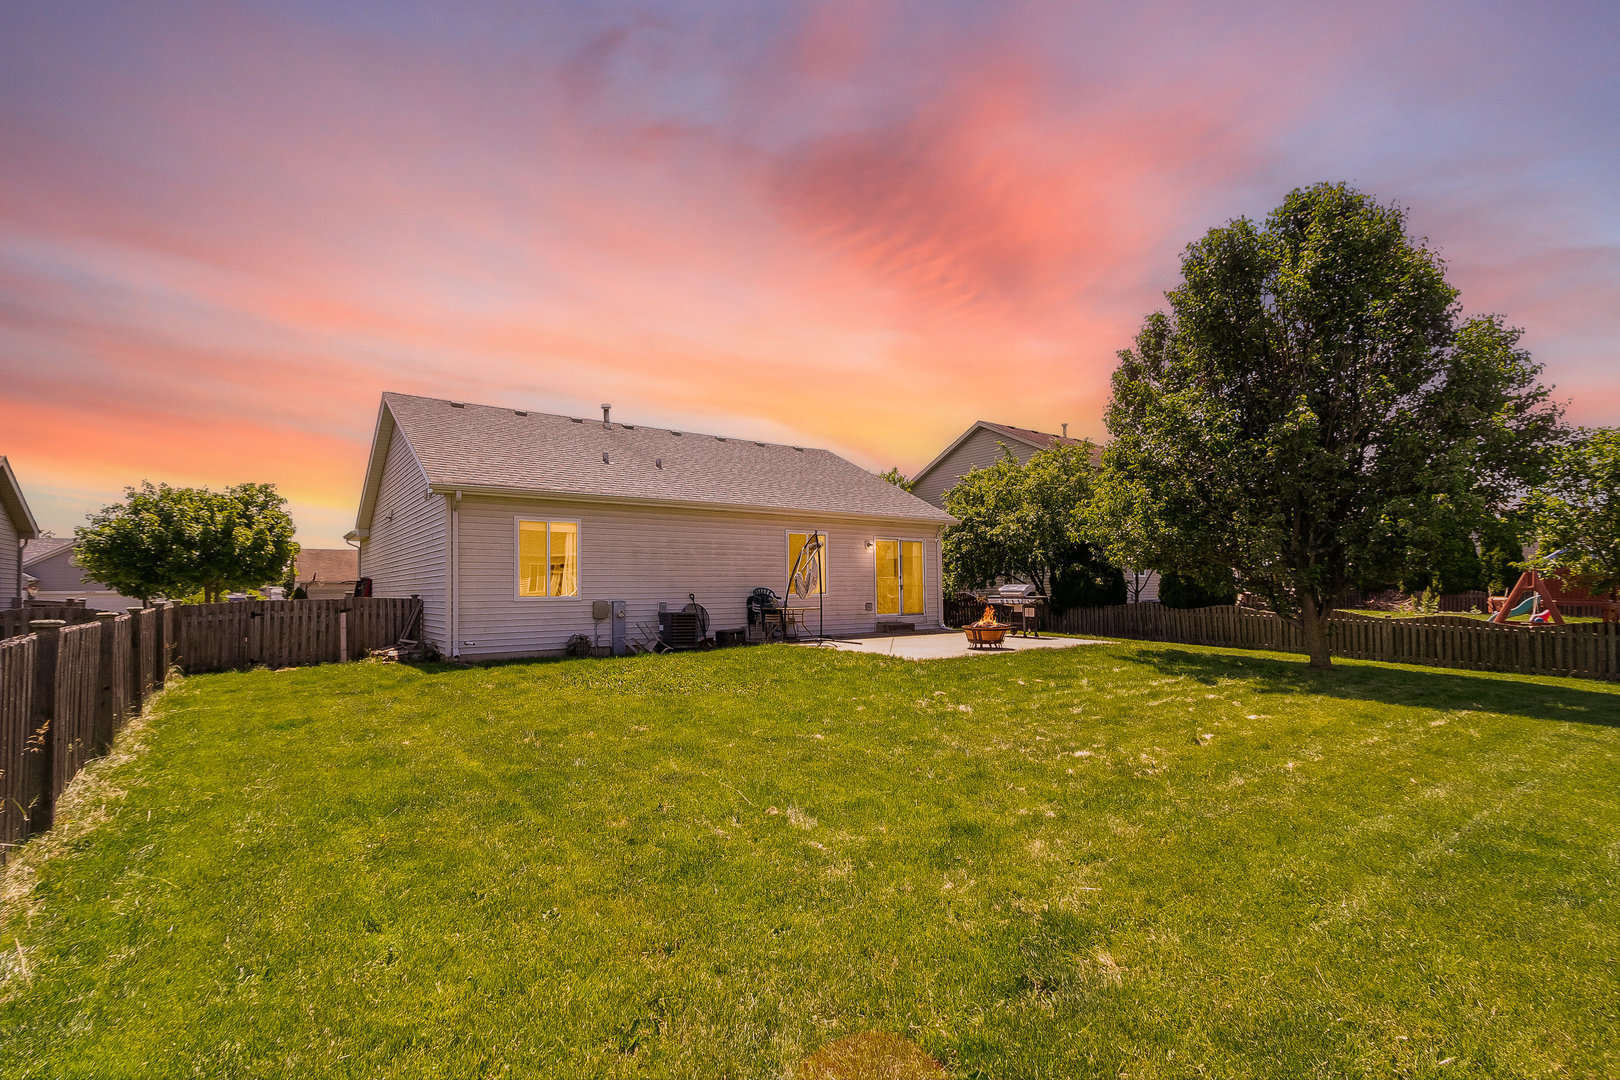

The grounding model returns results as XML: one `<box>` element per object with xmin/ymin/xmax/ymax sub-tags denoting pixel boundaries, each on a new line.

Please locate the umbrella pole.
<box><xmin>818</xmin><ymin>531</ymin><xmax>825</xmax><ymax>641</ymax></box>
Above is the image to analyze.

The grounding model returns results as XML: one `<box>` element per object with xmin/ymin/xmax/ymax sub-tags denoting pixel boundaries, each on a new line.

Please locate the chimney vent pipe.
<box><xmin>601</xmin><ymin>404</ymin><xmax>611</xmax><ymax>427</ymax></box>
<box><xmin>1061</xmin><ymin>423</ymin><xmax>1068</xmax><ymax>438</ymax></box>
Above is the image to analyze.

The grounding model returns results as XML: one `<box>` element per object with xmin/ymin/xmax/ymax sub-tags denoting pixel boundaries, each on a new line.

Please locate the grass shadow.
<box><xmin>1131</xmin><ymin>646</ymin><xmax>1620</xmax><ymax>729</ymax></box>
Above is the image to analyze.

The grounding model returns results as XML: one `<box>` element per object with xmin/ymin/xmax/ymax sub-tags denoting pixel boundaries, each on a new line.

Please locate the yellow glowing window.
<box><xmin>876</xmin><ymin>538</ymin><xmax>925</xmax><ymax>616</ymax></box>
<box><xmin>901</xmin><ymin>540</ymin><xmax>924</xmax><ymax>614</ymax></box>
<box><xmin>786</xmin><ymin>531</ymin><xmax>826</xmax><ymax>597</ymax></box>
<box><xmin>517</xmin><ymin>520</ymin><xmax>579</xmax><ymax>597</ymax></box>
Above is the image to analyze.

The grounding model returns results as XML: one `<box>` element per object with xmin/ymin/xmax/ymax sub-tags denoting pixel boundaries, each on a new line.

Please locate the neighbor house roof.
<box><xmin>295</xmin><ymin>548</ymin><xmax>359</xmax><ymax>583</ymax></box>
<box><xmin>356</xmin><ymin>392</ymin><xmax>954</xmax><ymax>532</ymax></box>
<box><xmin>0</xmin><ymin>457</ymin><xmax>40</xmax><ymax>540</ymax></box>
<box><xmin>911</xmin><ymin>420</ymin><xmax>1096</xmax><ymax>492</ymax></box>
<box><xmin>22</xmin><ymin>537</ymin><xmax>75</xmax><ymax>567</ymax></box>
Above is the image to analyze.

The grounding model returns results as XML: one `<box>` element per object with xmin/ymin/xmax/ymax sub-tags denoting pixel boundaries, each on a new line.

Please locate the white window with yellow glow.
<box><xmin>515</xmin><ymin>518</ymin><xmax>579</xmax><ymax>598</ymax></box>
<box><xmin>786</xmin><ymin>531</ymin><xmax>826</xmax><ymax>598</ymax></box>
<box><xmin>875</xmin><ymin>539</ymin><xmax>925</xmax><ymax>616</ymax></box>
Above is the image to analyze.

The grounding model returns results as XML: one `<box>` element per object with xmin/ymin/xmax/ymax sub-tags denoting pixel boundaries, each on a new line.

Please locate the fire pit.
<box><xmin>963</xmin><ymin>605</ymin><xmax>1013</xmax><ymax>649</ymax></box>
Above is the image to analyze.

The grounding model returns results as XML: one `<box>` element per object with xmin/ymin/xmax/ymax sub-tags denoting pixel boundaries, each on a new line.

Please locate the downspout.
<box><xmin>450</xmin><ymin>490</ymin><xmax>462</xmax><ymax>659</ymax></box>
<box><xmin>935</xmin><ymin>525</ymin><xmax>946</xmax><ymax>628</ymax></box>
<box><xmin>343</xmin><ymin>532</ymin><xmax>362</xmax><ymax>579</ymax></box>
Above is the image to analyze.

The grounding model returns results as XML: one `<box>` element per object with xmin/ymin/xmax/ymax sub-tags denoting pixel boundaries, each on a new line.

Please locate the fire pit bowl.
<box><xmin>964</xmin><ymin>623</ymin><xmax>1012</xmax><ymax>649</ymax></box>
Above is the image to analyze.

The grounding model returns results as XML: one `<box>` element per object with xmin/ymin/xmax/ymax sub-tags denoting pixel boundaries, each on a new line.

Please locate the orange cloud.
<box><xmin>1</xmin><ymin>2</ymin><xmax>1615</xmax><ymax>543</ymax></box>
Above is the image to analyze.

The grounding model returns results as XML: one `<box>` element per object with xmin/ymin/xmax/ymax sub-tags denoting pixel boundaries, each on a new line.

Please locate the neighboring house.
<box><xmin>294</xmin><ymin>548</ymin><xmax>360</xmax><ymax>600</ymax></box>
<box><xmin>22</xmin><ymin>538</ymin><xmax>146</xmax><ymax>612</ymax></box>
<box><xmin>351</xmin><ymin>393</ymin><xmax>956</xmax><ymax>659</ymax></box>
<box><xmin>910</xmin><ymin>420</ymin><xmax>1159</xmax><ymax>603</ymax></box>
<box><xmin>909</xmin><ymin>420</ymin><xmax>1098</xmax><ymax>507</ymax></box>
<box><xmin>1</xmin><ymin>457</ymin><xmax>42</xmax><ymax>608</ymax></box>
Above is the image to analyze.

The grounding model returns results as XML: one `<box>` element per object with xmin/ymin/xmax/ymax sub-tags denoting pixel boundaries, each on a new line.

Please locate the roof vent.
<box><xmin>602</xmin><ymin>451</ymin><xmax>610</xmax><ymax>464</ymax></box>
<box><xmin>601</xmin><ymin>403</ymin><xmax>611</xmax><ymax>427</ymax></box>
<box><xmin>1061</xmin><ymin>423</ymin><xmax>1068</xmax><ymax>437</ymax></box>
<box><xmin>515</xmin><ymin>410</ymin><xmax>528</xmax><ymax>417</ymax></box>
<box><xmin>570</xmin><ymin>417</ymin><xmax>583</xmax><ymax>424</ymax></box>
<box><xmin>671</xmin><ymin>431</ymin><xmax>683</xmax><ymax>437</ymax></box>
<box><xmin>623</xmin><ymin>424</ymin><xmax>635</xmax><ymax>430</ymax></box>
<box><xmin>450</xmin><ymin>401</ymin><xmax>465</xmax><ymax>409</ymax></box>
<box><xmin>754</xmin><ymin>441</ymin><xmax>766</xmax><ymax>447</ymax></box>
<box><xmin>716</xmin><ymin>436</ymin><xmax>727</xmax><ymax>442</ymax></box>
<box><xmin>792</xmin><ymin>446</ymin><xmax>804</xmax><ymax>452</ymax></box>
<box><xmin>655</xmin><ymin>457</ymin><xmax>663</xmax><ymax>469</ymax></box>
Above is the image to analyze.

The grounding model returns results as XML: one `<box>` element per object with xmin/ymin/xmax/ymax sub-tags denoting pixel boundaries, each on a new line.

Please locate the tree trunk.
<box><xmin>1298</xmin><ymin>598</ymin><xmax>1333</xmax><ymax>669</ymax></box>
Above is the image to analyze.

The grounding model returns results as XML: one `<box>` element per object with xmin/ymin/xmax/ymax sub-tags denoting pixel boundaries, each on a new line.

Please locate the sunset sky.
<box><xmin>2</xmin><ymin>1</ymin><xmax>1617</xmax><ymax>546</ymax></box>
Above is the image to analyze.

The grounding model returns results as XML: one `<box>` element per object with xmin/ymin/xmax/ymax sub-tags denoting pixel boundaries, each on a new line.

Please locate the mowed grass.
<box><xmin>2</xmin><ymin>643</ymin><xmax>1617</xmax><ymax>1079</ymax></box>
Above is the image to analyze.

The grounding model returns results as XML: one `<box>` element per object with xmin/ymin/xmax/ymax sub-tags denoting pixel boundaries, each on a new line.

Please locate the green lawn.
<box><xmin>2</xmin><ymin>643</ymin><xmax>1617</xmax><ymax>1079</ymax></box>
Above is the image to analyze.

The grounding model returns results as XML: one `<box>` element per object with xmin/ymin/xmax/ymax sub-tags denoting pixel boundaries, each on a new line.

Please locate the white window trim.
<box><xmin>513</xmin><ymin>515</ymin><xmax>582</xmax><ymax>601</ymax></box>
<box><xmin>874</xmin><ymin>536</ymin><xmax>926</xmax><ymax>617</ymax></box>
<box><xmin>784</xmin><ymin>528</ymin><xmax>829</xmax><ymax>599</ymax></box>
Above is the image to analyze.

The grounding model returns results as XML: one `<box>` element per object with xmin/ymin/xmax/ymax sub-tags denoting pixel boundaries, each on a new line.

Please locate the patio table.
<box><xmin>781</xmin><ymin>607</ymin><xmax>814</xmax><ymax>640</ymax></box>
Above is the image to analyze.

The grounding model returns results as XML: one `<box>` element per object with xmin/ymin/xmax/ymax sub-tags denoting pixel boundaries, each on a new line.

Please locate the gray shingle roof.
<box><xmin>379</xmin><ymin>393</ymin><xmax>953</xmax><ymax>524</ymax></box>
<box><xmin>976</xmin><ymin>420</ymin><xmax>1092</xmax><ymax>453</ymax></box>
<box><xmin>294</xmin><ymin>548</ymin><xmax>360</xmax><ymax>584</ymax></box>
<box><xmin>22</xmin><ymin>537</ymin><xmax>75</xmax><ymax>567</ymax></box>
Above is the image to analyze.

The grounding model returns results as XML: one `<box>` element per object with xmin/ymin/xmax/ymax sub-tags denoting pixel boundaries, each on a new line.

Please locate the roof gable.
<box><xmin>356</xmin><ymin>393</ymin><xmax>953</xmax><ymax>528</ymax></box>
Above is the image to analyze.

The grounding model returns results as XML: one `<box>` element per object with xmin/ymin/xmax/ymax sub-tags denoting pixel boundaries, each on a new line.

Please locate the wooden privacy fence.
<box><xmin>1039</xmin><ymin>604</ymin><xmax>1620</xmax><ymax>681</ymax></box>
<box><xmin>172</xmin><ymin>596</ymin><xmax>420</xmax><ymax>674</ymax></box>
<box><xmin>0</xmin><ymin>604</ymin><xmax>98</xmax><ymax>640</ymax></box>
<box><xmin>0</xmin><ymin>596</ymin><xmax>420</xmax><ymax>861</ymax></box>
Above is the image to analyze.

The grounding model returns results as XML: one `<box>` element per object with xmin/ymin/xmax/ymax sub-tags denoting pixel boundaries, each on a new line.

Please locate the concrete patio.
<box><xmin>792</xmin><ymin>629</ymin><xmax>1109</xmax><ymax>660</ymax></box>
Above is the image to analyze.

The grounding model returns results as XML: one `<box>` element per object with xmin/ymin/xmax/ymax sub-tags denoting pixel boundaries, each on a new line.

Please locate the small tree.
<box><xmin>943</xmin><ymin>443</ymin><xmax>1123</xmax><ymax>609</ymax></box>
<box><xmin>1092</xmin><ymin>183</ymin><xmax>1561</xmax><ymax>667</ymax></box>
<box><xmin>1523</xmin><ymin>427</ymin><xmax>1620</xmax><ymax>592</ymax></box>
<box><xmin>878</xmin><ymin>467</ymin><xmax>914</xmax><ymax>492</ymax></box>
<box><xmin>76</xmin><ymin>482</ymin><xmax>299</xmax><ymax>603</ymax></box>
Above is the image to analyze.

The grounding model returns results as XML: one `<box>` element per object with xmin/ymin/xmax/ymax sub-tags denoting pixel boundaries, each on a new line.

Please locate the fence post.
<box><xmin>128</xmin><ymin>608</ymin><xmax>145</xmax><ymax>714</ymax></box>
<box><xmin>339</xmin><ymin>610</ymin><xmax>349</xmax><ymax>662</ymax></box>
<box><xmin>153</xmin><ymin>600</ymin><xmax>170</xmax><ymax>679</ymax></box>
<box><xmin>92</xmin><ymin>611</ymin><xmax>118</xmax><ymax>752</ymax></box>
<box><xmin>26</xmin><ymin>620</ymin><xmax>65</xmax><ymax>834</ymax></box>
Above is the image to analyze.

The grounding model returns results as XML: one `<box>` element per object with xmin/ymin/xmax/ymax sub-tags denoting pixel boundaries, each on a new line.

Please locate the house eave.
<box><xmin>424</xmin><ymin>482</ymin><xmax>957</xmax><ymax>527</ymax></box>
<box><xmin>0</xmin><ymin>457</ymin><xmax>40</xmax><ymax>540</ymax></box>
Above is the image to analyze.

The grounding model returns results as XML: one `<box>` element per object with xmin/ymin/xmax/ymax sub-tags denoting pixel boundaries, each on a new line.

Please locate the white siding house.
<box><xmin>352</xmin><ymin>394</ymin><xmax>954</xmax><ymax>659</ymax></box>
<box><xmin>1</xmin><ymin>457</ymin><xmax>41</xmax><ymax>608</ymax></box>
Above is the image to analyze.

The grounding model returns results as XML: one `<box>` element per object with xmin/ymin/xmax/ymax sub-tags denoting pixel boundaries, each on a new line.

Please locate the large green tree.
<box><xmin>943</xmin><ymin>443</ymin><xmax>1124</xmax><ymax>610</ymax></box>
<box><xmin>1091</xmin><ymin>183</ymin><xmax>1561</xmax><ymax>667</ymax></box>
<box><xmin>1523</xmin><ymin>427</ymin><xmax>1620</xmax><ymax>592</ymax></box>
<box><xmin>76</xmin><ymin>482</ymin><xmax>299</xmax><ymax>603</ymax></box>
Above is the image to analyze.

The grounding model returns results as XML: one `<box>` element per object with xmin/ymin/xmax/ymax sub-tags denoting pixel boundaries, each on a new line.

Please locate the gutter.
<box><xmin>423</xmin><ymin>483</ymin><xmax>957</xmax><ymax>528</ymax></box>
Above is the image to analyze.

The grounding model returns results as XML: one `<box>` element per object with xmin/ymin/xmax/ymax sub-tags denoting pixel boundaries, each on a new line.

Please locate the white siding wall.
<box><xmin>911</xmin><ymin>428</ymin><xmax>1035</xmax><ymax>509</ymax></box>
<box><xmin>451</xmin><ymin>494</ymin><xmax>944</xmax><ymax>658</ymax></box>
<box><xmin>360</xmin><ymin>430</ymin><xmax>448</xmax><ymax>650</ymax></box>
<box><xmin>0</xmin><ymin>512</ymin><xmax>16</xmax><ymax>606</ymax></box>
